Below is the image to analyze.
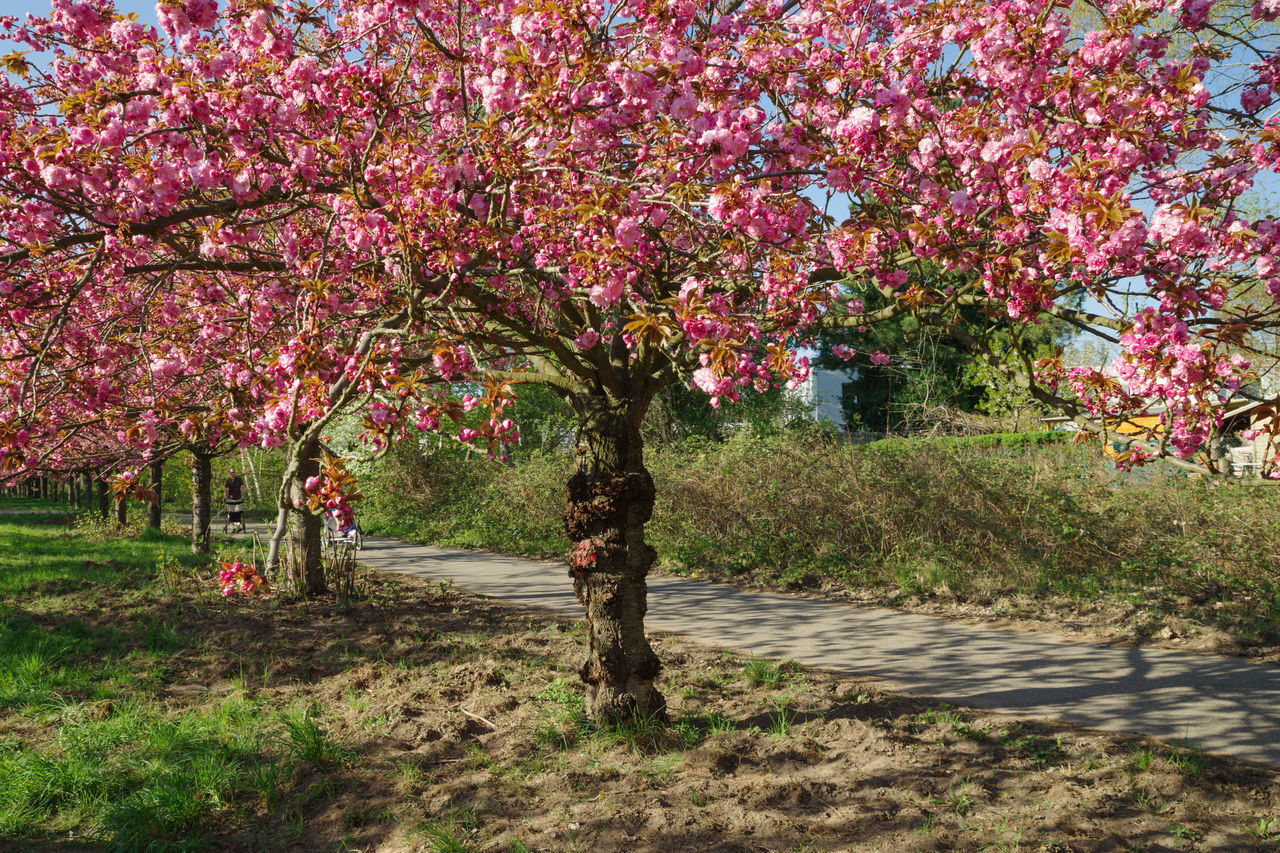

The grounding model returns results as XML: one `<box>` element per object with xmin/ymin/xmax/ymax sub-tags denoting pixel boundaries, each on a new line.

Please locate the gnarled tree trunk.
<box><xmin>147</xmin><ymin>457</ymin><xmax>164</xmax><ymax>529</ymax></box>
<box><xmin>565</xmin><ymin>391</ymin><xmax>664</xmax><ymax>723</ymax></box>
<box><xmin>96</xmin><ymin>475</ymin><xmax>108</xmax><ymax>519</ymax></box>
<box><xmin>288</xmin><ymin>436</ymin><xmax>326</xmax><ymax>595</ymax></box>
<box><xmin>191</xmin><ymin>451</ymin><xmax>212</xmax><ymax>553</ymax></box>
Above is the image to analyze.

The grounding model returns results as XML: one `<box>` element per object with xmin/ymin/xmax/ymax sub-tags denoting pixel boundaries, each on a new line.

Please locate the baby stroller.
<box><xmin>223</xmin><ymin>470</ymin><xmax>246</xmax><ymax>533</ymax></box>
<box><xmin>322</xmin><ymin>510</ymin><xmax>363</xmax><ymax>550</ymax></box>
<box><xmin>222</xmin><ymin>499</ymin><xmax>245</xmax><ymax>534</ymax></box>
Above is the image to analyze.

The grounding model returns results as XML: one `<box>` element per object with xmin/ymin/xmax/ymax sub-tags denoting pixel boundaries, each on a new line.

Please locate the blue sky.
<box><xmin>0</xmin><ymin>0</ymin><xmax>156</xmax><ymax>26</ymax></box>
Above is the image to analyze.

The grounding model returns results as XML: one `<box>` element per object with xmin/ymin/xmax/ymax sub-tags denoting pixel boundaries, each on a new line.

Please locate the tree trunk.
<box><xmin>289</xmin><ymin>436</ymin><xmax>326</xmax><ymax>595</ymax></box>
<box><xmin>243</xmin><ymin>450</ymin><xmax>262</xmax><ymax>503</ymax></box>
<box><xmin>191</xmin><ymin>451</ymin><xmax>212</xmax><ymax>553</ymax></box>
<box><xmin>96</xmin><ymin>476</ymin><xmax>108</xmax><ymax>519</ymax></box>
<box><xmin>565</xmin><ymin>392</ymin><xmax>665</xmax><ymax>723</ymax></box>
<box><xmin>114</xmin><ymin>493</ymin><xmax>127</xmax><ymax>526</ymax></box>
<box><xmin>147</xmin><ymin>458</ymin><xmax>164</xmax><ymax>529</ymax></box>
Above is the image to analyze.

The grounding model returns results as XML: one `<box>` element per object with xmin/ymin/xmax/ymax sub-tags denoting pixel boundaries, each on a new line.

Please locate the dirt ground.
<box><xmin>49</xmin><ymin>565</ymin><xmax>1273</xmax><ymax>852</ymax></box>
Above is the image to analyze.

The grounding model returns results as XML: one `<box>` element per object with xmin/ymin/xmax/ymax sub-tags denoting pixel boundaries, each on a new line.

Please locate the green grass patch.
<box><xmin>0</xmin><ymin>697</ymin><xmax>276</xmax><ymax>848</ymax></box>
<box><xmin>741</xmin><ymin>656</ymin><xmax>803</xmax><ymax>689</ymax></box>
<box><xmin>0</xmin><ymin>494</ymin><xmax>73</xmax><ymax>512</ymax></box>
<box><xmin>0</xmin><ymin>519</ymin><xmax>299</xmax><ymax>848</ymax></box>
<box><xmin>0</xmin><ymin>520</ymin><xmax>199</xmax><ymax>597</ymax></box>
<box><xmin>0</xmin><ymin>522</ymin><xmax>204</xmax><ymax>715</ymax></box>
<box><xmin>280</xmin><ymin>704</ymin><xmax>352</xmax><ymax>767</ymax></box>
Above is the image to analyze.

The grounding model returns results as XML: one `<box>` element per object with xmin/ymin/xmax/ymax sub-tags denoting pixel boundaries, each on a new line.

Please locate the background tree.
<box><xmin>817</xmin><ymin>274</ymin><xmax>1079</xmax><ymax>435</ymax></box>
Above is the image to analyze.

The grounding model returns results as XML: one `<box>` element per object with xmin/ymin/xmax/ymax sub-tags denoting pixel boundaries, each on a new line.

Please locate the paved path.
<box><xmin>17</xmin><ymin>511</ymin><xmax>1275</xmax><ymax>764</ymax></box>
<box><xmin>334</xmin><ymin>531</ymin><xmax>1280</xmax><ymax>766</ymax></box>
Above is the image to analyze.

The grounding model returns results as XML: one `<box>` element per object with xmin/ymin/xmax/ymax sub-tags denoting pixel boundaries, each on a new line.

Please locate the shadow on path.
<box><xmin>344</xmin><ymin>533</ymin><xmax>1280</xmax><ymax>766</ymax></box>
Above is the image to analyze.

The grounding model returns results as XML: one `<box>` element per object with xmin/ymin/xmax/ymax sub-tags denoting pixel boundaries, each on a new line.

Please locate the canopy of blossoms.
<box><xmin>0</xmin><ymin>0</ymin><xmax>1276</xmax><ymax>480</ymax></box>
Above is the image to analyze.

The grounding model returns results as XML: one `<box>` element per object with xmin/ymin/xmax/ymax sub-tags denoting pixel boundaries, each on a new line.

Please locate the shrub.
<box><xmin>361</xmin><ymin>431</ymin><xmax>1280</xmax><ymax>604</ymax></box>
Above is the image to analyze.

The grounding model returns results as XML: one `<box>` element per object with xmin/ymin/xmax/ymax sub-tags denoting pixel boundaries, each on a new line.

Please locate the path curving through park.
<box><xmin>338</xmin><ymin>531</ymin><xmax>1280</xmax><ymax>766</ymax></box>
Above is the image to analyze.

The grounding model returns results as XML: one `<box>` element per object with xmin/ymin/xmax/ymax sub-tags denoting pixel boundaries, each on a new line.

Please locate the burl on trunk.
<box><xmin>564</xmin><ymin>395</ymin><xmax>665</xmax><ymax>723</ymax></box>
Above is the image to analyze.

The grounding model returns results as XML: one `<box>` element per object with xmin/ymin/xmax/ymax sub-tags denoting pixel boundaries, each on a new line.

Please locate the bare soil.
<box><xmin>16</xmin><ymin>565</ymin><xmax>1280</xmax><ymax>852</ymax></box>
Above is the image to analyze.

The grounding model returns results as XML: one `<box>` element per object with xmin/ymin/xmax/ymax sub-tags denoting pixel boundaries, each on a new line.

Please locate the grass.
<box><xmin>1131</xmin><ymin>744</ymin><xmax>1157</xmax><ymax>772</ymax></box>
<box><xmin>417</xmin><ymin>813</ymin><xmax>480</xmax><ymax>852</ymax></box>
<box><xmin>0</xmin><ymin>695</ymin><xmax>275</xmax><ymax>847</ymax></box>
<box><xmin>1166</xmin><ymin>741</ymin><xmax>1208</xmax><ymax>776</ymax></box>
<box><xmin>999</xmin><ymin>728</ymin><xmax>1067</xmax><ymax>767</ymax></box>
<box><xmin>0</xmin><ymin>493</ymin><xmax>73</xmax><ymax>512</ymax></box>
<box><xmin>741</xmin><ymin>655</ymin><xmax>803</xmax><ymax>688</ymax></box>
<box><xmin>0</xmin><ymin>518</ymin><xmax>297</xmax><ymax>848</ymax></box>
<box><xmin>742</xmin><ymin>655</ymin><xmax>785</xmax><ymax>687</ymax></box>
<box><xmin>0</xmin><ymin>523</ymin><xmax>204</xmax><ymax>716</ymax></box>
<box><xmin>280</xmin><ymin>705</ymin><xmax>350</xmax><ymax>767</ymax></box>
<box><xmin>1129</xmin><ymin>741</ymin><xmax>1208</xmax><ymax>777</ymax></box>
<box><xmin>766</xmin><ymin>699</ymin><xmax>795</xmax><ymax>739</ymax></box>
<box><xmin>939</xmin><ymin>780</ymin><xmax>977</xmax><ymax>815</ymax></box>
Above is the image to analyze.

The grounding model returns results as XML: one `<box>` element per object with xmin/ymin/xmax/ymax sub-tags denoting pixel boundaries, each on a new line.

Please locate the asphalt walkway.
<box><xmin>336</xmin><ymin>534</ymin><xmax>1280</xmax><ymax>767</ymax></box>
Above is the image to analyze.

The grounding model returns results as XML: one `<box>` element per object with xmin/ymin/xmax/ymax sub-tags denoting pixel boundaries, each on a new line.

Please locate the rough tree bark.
<box><xmin>96</xmin><ymin>476</ymin><xmax>108</xmax><ymax>519</ymax></box>
<box><xmin>564</xmin><ymin>390</ymin><xmax>665</xmax><ymax>723</ymax></box>
<box><xmin>190</xmin><ymin>451</ymin><xmax>212</xmax><ymax>553</ymax></box>
<box><xmin>114</xmin><ymin>492</ymin><xmax>126</xmax><ymax>526</ymax></box>
<box><xmin>272</xmin><ymin>435</ymin><xmax>325</xmax><ymax>594</ymax></box>
<box><xmin>147</xmin><ymin>457</ymin><xmax>164</xmax><ymax>529</ymax></box>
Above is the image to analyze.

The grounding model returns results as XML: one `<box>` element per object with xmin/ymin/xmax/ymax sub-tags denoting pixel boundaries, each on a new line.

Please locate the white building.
<box><xmin>787</xmin><ymin>367</ymin><xmax>851</xmax><ymax>430</ymax></box>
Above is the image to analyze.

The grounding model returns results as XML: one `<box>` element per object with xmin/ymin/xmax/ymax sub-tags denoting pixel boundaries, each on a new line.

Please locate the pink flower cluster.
<box><xmin>217</xmin><ymin>560</ymin><xmax>268</xmax><ymax>597</ymax></box>
<box><xmin>568</xmin><ymin>539</ymin><xmax>601</xmax><ymax>575</ymax></box>
<box><xmin>304</xmin><ymin>472</ymin><xmax>357</xmax><ymax>526</ymax></box>
<box><xmin>0</xmin><ymin>0</ymin><xmax>1276</xmax><ymax>484</ymax></box>
<box><xmin>1112</xmin><ymin>309</ymin><xmax>1249</xmax><ymax>458</ymax></box>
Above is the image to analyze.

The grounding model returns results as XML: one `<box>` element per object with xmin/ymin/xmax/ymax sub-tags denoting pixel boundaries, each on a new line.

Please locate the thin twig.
<box><xmin>459</xmin><ymin>708</ymin><xmax>498</xmax><ymax>729</ymax></box>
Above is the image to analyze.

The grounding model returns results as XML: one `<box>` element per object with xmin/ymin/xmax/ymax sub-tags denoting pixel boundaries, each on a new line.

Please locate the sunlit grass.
<box><xmin>0</xmin><ymin>519</ymin><xmax>287</xmax><ymax>848</ymax></box>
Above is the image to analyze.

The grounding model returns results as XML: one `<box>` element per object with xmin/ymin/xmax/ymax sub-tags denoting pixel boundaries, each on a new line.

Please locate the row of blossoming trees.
<box><xmin>1</xmin><ymin>0</ymin><xmax>1279</xmax><ymax>720</ymax></box>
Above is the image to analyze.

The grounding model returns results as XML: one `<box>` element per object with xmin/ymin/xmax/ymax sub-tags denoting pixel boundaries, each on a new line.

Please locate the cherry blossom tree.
<box><xmin>3</xmin><ymin>0</ymin><xmax>1280</xmax><ymax>720</ymax></box>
